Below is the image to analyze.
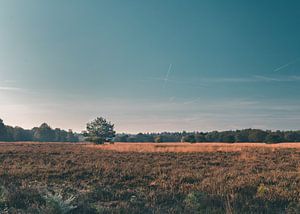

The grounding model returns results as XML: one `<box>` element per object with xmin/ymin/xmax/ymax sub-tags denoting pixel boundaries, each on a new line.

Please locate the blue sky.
<box><xmin>0</xmin><ymin>0</ymin><xmax>300</xmax><ymax>133</ymax></box>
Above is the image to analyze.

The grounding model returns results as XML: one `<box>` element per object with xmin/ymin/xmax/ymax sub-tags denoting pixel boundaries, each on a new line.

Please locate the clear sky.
<box><xmin>0</xmin><ymin>0</ymin><xmax>300</xmax><ymax>133</ymax></box>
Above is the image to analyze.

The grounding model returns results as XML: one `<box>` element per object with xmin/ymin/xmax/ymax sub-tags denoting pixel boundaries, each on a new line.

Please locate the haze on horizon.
<box><xmin>0</xmin><ymin>0</ymin><xmax>300</xmax><ymax>133</ymax></box>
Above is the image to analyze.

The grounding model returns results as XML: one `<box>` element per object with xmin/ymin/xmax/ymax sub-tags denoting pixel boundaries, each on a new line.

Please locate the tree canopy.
<box><xmin>0</xmin><ymin>119</ymin><xmax>78</xmax><ymax>142</ymax></box>
<box><xmin>115</xmin><ymin>129</ymin><xmax>300</xmax><ymax>144</ymax></box>
<box><xmin>85</xmin><ymin>117</ymin><xmax>116</xmax><ymax>144</ymax></box>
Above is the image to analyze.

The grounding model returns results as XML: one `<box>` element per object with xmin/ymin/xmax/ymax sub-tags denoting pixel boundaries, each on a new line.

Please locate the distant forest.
<box><xmin>0</xmin><ymin>119</ymin><xmax>78</xmax><ymax>142</ymax></box>
<box><xmin>1</xmin><ymin>118</ymin><xmax>300</xmax><ymax>143</ymax></box>
<box><xmin>115</xmin><ymin>129</ymin><xmax>300</xmax><ymax>143</ymax></box>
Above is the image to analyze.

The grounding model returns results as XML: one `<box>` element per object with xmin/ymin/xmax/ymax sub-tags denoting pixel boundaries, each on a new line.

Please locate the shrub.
<box><xmin>184</xmin><ymin>192</ymin><xmax>224</xmax><ymax>213</ymax></box>
<box><xmin>43</xmin><ymin>191</ymin><xmax>76</xmax><ymax>214</ymax></box>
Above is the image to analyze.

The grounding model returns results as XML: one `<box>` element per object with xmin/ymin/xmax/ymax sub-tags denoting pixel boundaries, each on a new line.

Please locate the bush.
<box><xmin>43</xmin><ymin>191</ymin><xmax>76</xmax><ymax>214</ymax></box>
<box><xmin>184</xmin><ymin>192</ymin><xmax>224</xmax><ymax>213</ymax></box>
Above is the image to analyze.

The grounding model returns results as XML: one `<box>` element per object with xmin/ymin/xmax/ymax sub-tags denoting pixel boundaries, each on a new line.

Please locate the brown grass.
<box><xmin>1</xmin><ymin>142</ymin><xmax>300</xmax><ymax>213</ymax></box>
<box><xmin>86</xmin><ymin>142</ymin><xmax>300</xmax><ymax>153</ymax></box>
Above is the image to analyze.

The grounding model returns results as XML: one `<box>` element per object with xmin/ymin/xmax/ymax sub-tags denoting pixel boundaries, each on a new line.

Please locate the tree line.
<box><xmin>115</xmin><ymin>129</ymin><xmax>300</xmax><ymax>143</ymax></box>
<box><xmin>0</xmin><ymin>119</ymin><xmax>78</xmax><ymax>142</ymax></box>
<box><xmin>1</xmin><ymin>117</ymin><xmax>300</xmax><ymax>143</ymax></box>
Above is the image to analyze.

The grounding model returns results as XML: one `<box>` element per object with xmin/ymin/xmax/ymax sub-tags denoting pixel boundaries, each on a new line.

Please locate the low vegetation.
<box><xmin>1</xmin><ymin>142</ymin><xmax>300</xmax><ymax>213</ymax></box>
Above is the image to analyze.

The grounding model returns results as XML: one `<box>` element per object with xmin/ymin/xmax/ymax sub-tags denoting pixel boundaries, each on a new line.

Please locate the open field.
<box><xmin>88</xmin><ymin>142</ymin><xmax>300</xmax><ymax>153</ymax></box>
<box><xmin>1</xmin><ymin>142</ymin><xmax>300</xmax><ymax>213</ymax></box>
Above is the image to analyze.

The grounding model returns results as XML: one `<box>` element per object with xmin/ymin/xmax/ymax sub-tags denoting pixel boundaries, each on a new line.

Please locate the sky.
<box><xmin>0</xmin><ymin>0</ymin><xmax>300</xmax><ymax>133</ymax></box>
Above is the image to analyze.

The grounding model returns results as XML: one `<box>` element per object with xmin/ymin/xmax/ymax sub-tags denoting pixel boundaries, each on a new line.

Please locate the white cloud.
<box><xmin>1</xmin><ymin>93</ymin><xmax>300</xmax><ymax>133</ymax></box>
<box><xmin>0</xmin><ymin>86</ymin><xmax>21</xmax><ymax>91</ymax></box>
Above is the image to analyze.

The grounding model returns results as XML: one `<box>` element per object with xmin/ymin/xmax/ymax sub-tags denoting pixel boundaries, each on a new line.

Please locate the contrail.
<box><xmin>141</xmin><ymin>77</ymin><xmax>207</xmax><ymax>89</ymax></box>
<box><xmin>274</xmin><ymin>57</ymin><xmax>300</xmax><ymax>72</ymax></box>
<box><xmin>163</xmin><ymin>63</ymin><xmax>172</xmax><ymax>88</ymax></box>
<box><xmin>141</xmin><ymin>63</ymin><xmax>206</xmax><ymax>89</ymax></box>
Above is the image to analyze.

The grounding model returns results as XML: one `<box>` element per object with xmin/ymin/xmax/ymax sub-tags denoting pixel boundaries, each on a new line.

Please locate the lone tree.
<box><xmin>85</xmin><ymin>117</ymin><xmax>115</xmax><ymax>144</ymax></box>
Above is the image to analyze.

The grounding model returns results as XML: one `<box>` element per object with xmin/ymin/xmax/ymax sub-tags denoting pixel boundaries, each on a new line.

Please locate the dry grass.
<box><xmin>1</xmin><ymin>142</ymin><xmax>300</xmax><ymax>213</ymax></box>
<box><xmin>87</xmin><ymin>142</ymin><xmax>300</xmax><ymax>153</ymax></box>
